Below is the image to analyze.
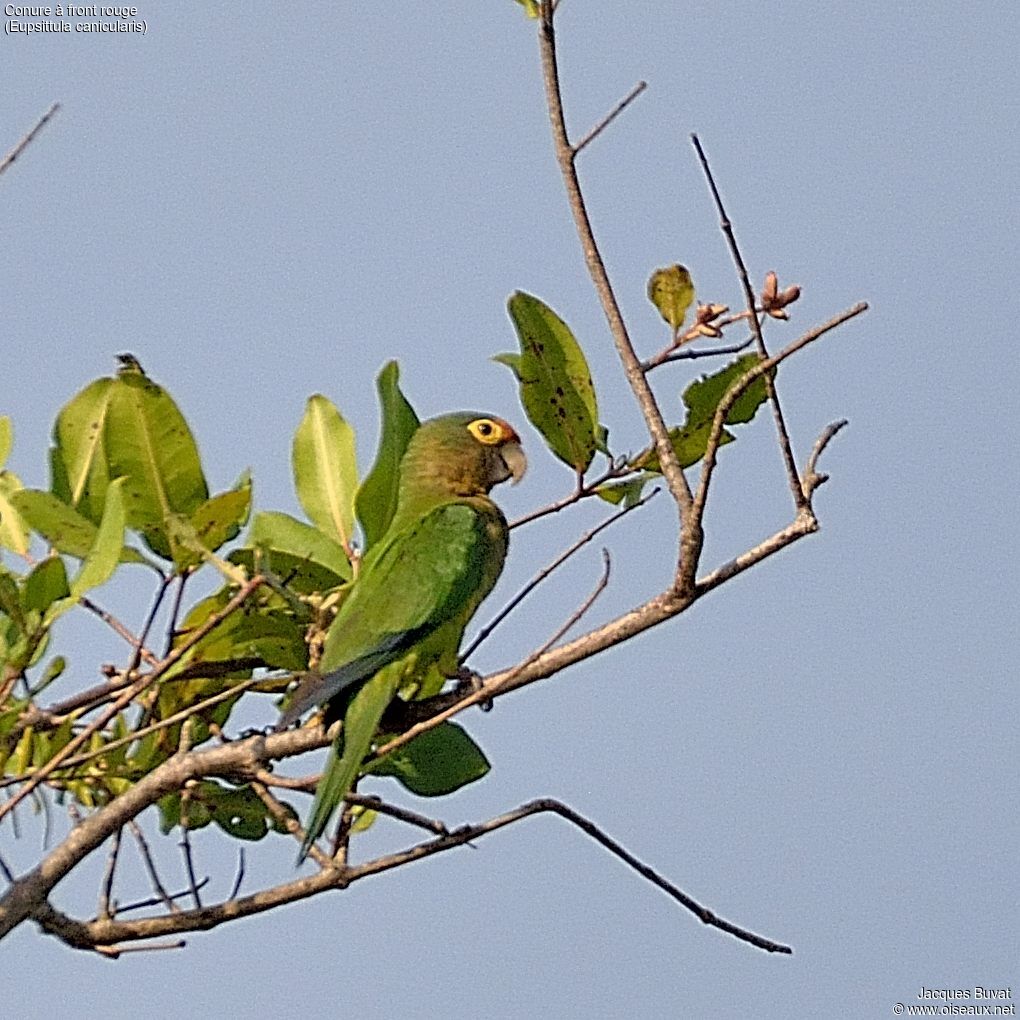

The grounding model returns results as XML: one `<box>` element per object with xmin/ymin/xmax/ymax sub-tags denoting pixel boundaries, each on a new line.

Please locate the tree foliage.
<box><xmin>0</xmin><ymin>0</ymin><xmax>865</xmax><ymax>958</ymax></box>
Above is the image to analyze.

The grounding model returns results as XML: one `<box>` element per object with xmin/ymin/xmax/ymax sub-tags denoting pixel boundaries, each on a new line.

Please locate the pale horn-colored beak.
<box><xmin>501</xmin><ymin>441</ymin><xmax>527</xmax><ymax>485</ymax></box>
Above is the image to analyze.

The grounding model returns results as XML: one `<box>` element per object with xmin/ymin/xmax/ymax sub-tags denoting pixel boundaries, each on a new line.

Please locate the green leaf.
<box><xmin>595</xmin><ymin>475</ymin><xmax>654</xmax><ymax>508</ymax></box>
<box><xmin>191</xmin><ymin>479</ymin><xmax>251</xmax><ymax>553</ymax></box>
<box><xmin>356</xmin><ymin>361</ymin><xmax>420</xmax><ymax>551</ymax></box>
<box><xmin>12</xmin><ymin>489</ymin><xmax>97</xmax><ymax>558</ymax></box>
<box><xmin>683</xmin><ymin>352</ymin><xmax>770</xmax><ymax>426</ymax></box>
<box><xmin>104</xmin><ymin>372</ymin><xmax>209</xmax><ymax>559</ymax></box>
<box><xmin>232</xmin><ymin>510</ymin><xmax>351</xmax><ymax>590</ymax></box>
<box><xmin>0</xmin><ymin>569</ymin><xmax>26</xmax><ymax>631</ymax></box>
<box><xmin>10</xmin><ymin>488</ymin><xmax>148</xmax><ymax>565</ymax></box>
<box><xmin>0</xmin><ymin>471</ymin><xmax>29</xmax><ymax>555</ymax></box>
<box><xmin>631</xmin><ymin>354</ymin><xmax>768</xmax><ymax>473</ymax></box>
<box><xmin>23</xmin><ymin>557</ymin><xmax>70</xmax><ymax>615</ymax></box>
<box><xmin>292</xmin><ymin>395</ymin><xmax>358</xmax><ymax>551</ymax></box>
<box><xmin>165</xmin><ymin>513</ymin><xmax>247</xmax><ymax>582</ymax></box>
<box><xmin>170</xmin><ymin>586</ymin><xmax>308</xmax><ymax>675</ymax></box>
<box><xmin>0</xmin><ymin>417</ymin><xmax>11</xmax><ymax>468</ymax></box>
<box><xmin>52</xmin><ymin>377</ymin><xmax>115</xmax><ymax>523</ymax></box>
<box><xmin>70</xmin><ymin>477</ymin><xmax>125</xmax><ymax>598</ymax></box>
<box><xmin>503</xmin><ymin>291</ymin><xmax>599</xmax><ymax>473</ymax></box>
<box><xmin>371</xmin><ymin>722</ymin><xmax>490</xmax><ymax>796</ymax></box>
<box><xmin>647</xmin><ymin>264</ymin><xmax>695</xmax><ymax>330</ymax></box>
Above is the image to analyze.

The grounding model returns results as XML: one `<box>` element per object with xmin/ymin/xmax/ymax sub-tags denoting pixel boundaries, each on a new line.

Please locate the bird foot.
<box><xmin>454</xmin><ymin>666</ymin><xmax>493</xmax><ymax>712</ymax></box>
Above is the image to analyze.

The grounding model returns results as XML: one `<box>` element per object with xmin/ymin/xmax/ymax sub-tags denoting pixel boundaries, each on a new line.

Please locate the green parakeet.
<box><xmin>278</xmin><ymin>412</ymin><xmax>526</xmax><ymax>860</ymax></box>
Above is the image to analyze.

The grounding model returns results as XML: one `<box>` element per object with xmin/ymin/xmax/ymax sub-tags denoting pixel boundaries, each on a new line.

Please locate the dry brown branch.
<box><xmin>573</xmin><ymin>80</ymin><xmax>647</xmax><ymax>155</ymax></box>
<box><xmin>538</xmin><ymin>2</ymin><xmax>695</xmax><ymax>544</ymax></box>
<box><xmin>27</xmin><ymin>796</ymin><xmax>787</xmax><ymax>955</ymax></box>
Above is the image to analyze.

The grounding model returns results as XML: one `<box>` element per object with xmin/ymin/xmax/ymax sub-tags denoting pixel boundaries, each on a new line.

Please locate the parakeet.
<box><xmin>278</xmin><ymin>412</ymin><xmax>526</xmax><ymax>860</ymax></box>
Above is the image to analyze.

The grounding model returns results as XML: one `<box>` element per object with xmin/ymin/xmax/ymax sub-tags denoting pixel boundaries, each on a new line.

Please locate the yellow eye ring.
<box><xmin>467</xmin><ymin>418</ymin><xmax>505</xmax><ymax>445</ymax></box>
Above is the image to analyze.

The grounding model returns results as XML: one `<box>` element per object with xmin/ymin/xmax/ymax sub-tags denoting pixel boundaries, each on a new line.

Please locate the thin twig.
<box><xmin>164</xmin><ymin>574</ymin><xmax>189</xmax><ymax>658</ymax></box>
<box><xmin>97</xmin><ymin>828</ymin><xmax>122</xmax><ymax>921</ymax></box>
<box><xmin>229</xmin><ymin>849</ymin><xmax>246</xmax><ymax>901</ymax></box>
<box><xmin>130</xmin><ymin>574</ymin><xmax>173</xmax><ymax>674</ymax></box>
<box><xmin>0</xmin><ymin>103</ymin><xmax>60</xmax><ymax>178</ymax></box>
<box><xmin>801</xmin><ymin>419</ymin><xmax>848</xmax><ymax>500</ymax></box>
<box><xmin>95</xmin><ymin>939</ymin><xmax>187</xmax><ymax>957</ymax></box>
<box><xmin>509</xmin><ymin>461</ymin><xmax>626</xmax><ymax>530</ymax></box>
<box><xmin>690</xmin><ymin>133</ymin><xmax>804</xmax><ymax>512</ymax></box>
<box><xmin>48</xmin><ymin>677</ymin><xmax>260</xmax><ymax>779</ymax></box>
<box><xmin>0</xmin><ymin>575</ymin><xmax>266</xmax><ymax>823</ymax></box>
<box><xmin>127</xmin><ymin>820</ymin><xmax>179</xmax><ymax>914</ymax></box>
<box><xmin>249</xmin><ymin>778</ymin><xmax>335</xmax><ymax>870</ymax></box>
<box><xmin>463</xmin><ymin>487</ymin><xmax>657</xmax><ymax>662</ymax></box>
<box><xmin>115</xmin><ymin>880</ymin><xmax>209</xmax><ymax>915</ymax></box>
<box><xmin>642</xmin><ymin>330</ymin><xmax>756</xmax><ymax>371</ymax></box>
<box><xmin>573</xmin><ymin>80</ymin><xmax>647</xmax><ymax>155</ymax></box>
<box><xmin>80</xmin><ymin>597</ymin><xmax>160</xmax><ymax>668</ymax></box>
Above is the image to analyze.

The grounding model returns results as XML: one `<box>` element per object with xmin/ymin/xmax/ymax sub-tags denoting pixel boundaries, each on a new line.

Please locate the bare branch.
<box><xmin>802</xmin><ymin>419</ymin><xmax>849</xmax><ymax>500</ymax></box>
<box><xmin>29</xmin><ymin>797</ymin><xmax>787</xmax><ymax>955</ymax></box>
<box><xmin>538</xmin><ymin>2</ymin><xmax>696</xmax><ymax>552</ymax></box>
<box><xmin>0</xmin><ymin>103</ymin><xmax>60</xmax><ymax>178</ymax></box>
<box><xmin>573</xmin><ymin>80</ymin><xmax>647</xmax><ymax>155</ymax></box>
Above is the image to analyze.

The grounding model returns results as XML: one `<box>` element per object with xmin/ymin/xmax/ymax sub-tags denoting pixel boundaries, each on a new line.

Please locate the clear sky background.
<box><xmin>2</xmin><ymin>2</ymin><xmax>1017</xmax><ymax>1017</ymax></box>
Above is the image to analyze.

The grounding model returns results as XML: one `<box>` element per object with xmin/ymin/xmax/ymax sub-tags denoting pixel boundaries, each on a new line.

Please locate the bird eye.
<box><xmin>468</xmin><ymin>418</ymin><xmax>502</xmax><ymax>445</ymax></box>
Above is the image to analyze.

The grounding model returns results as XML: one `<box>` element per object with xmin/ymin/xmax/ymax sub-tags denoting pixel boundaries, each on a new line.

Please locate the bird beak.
<box><xmin>501</xmin><ymin>441</ymin><xmax>527</xmax><ymax>485</ymax></box>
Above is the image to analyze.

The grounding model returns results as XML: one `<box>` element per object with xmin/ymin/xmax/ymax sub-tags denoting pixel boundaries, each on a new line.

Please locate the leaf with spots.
<box><xmin>500</xmin><ymin>291</ymin><xmax>600</xmax><ymax>473</ymax></box>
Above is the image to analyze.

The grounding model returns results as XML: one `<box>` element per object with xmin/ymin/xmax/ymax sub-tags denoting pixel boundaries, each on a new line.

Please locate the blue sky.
<box><xmin>2</xmin><ymin>2</ymin><xmax>1017</xmax><ymax>1017</ymax></box>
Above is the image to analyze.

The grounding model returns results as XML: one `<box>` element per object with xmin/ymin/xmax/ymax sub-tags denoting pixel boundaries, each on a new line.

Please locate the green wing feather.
<box><xmin>294</xmin><ymin>500</ymin><xmax>506</xmax><ymax>860</ymax></box>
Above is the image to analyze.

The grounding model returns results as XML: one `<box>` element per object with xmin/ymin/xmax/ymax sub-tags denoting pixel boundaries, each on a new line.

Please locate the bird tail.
<box><xmin>297</xmin><ymin>665</ymin><xmax>404</xmax><ymax>864</ymax></box>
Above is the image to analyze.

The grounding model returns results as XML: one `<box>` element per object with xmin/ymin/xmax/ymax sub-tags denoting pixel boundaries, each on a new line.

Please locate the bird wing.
<box><xmin>278</xmin><ymin>500</ymin><xmax>503</xmax><ymax>729</ymax></box>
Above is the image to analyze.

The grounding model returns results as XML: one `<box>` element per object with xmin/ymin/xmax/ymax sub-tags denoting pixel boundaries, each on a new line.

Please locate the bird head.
<box><xmin>400</xmin><ymin>412</ymin><xmax>527</xmax><ymax>499</ymax></box>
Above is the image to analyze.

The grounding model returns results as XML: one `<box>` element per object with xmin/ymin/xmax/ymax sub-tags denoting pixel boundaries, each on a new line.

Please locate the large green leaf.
<box><xmin>371</xmin><ymin>722</ymin><xmax>490</xmax><ymax>796</ymax></box>
<box><xmin>293</xmin><ymin>395</ymin><xmax>358</xmax><ymax>551</ymax></box>
<box><xmin>355</xmin><ymin>361</ymin><xmax>420</xmax><ymax>551</ymax></box>
<box><xmin>501</xmin><ymin>291</ymin><xmax>599</xmax><ymax>473</ymax></box>
<box><xmin>103</xmin><ymin>369</ymin><xmax>208</xmax><ymax>559</ymax></box>
<box><xmin>52</xmin><ymin>377</ymin><xmax>115</xmax><ymax>523</ymax></box>
<box><xmin>0</xmin><ymin>470</ymin><xmax>29</xmax><ymax>555</ymax></box>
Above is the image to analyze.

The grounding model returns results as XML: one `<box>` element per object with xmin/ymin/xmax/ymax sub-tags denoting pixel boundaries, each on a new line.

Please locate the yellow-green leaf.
<box><xmin>0</xmin><ymin>470</ymin><xmax>29</xmax><ymax>555</ymax></box>
<box><xmin>292</xmin><ymin>395</ymin><xmax>358</xmax><ymax>551</ymax></box>
<box><xmin>647</xmin><ymin>264</ymin><xmax>696</xmax><ymax>331</ymax></box>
